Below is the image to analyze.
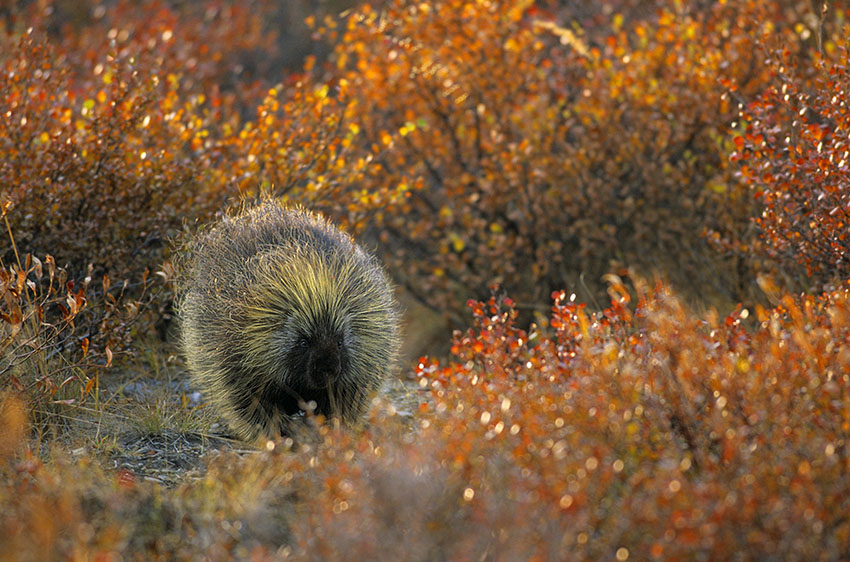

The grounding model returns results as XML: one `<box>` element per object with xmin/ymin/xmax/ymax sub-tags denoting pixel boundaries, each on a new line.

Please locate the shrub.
<box><xmin>0</xmin><ymin>1</ymin><xmax>277</xmax><ymax>284</ymax></box>
<box><xmin>3</xmin><ymin>281</ymin><xmax>849</xmax><ymax>558</ymax></box>
<box><xmin>0</xmin><ymin>227</ymin><xmax>151</xmax><ymax>417</ymax></box>
<box><xmin>733</xmin><ymin>40</ymin><xmax>850</xmax><ymax>289</ymax></box>
<box><xmin>272</xmin><ymin>281</ymin><xmax>850</xmax><ymax>560</ymax></box>
<box><xmin>286</xmin><ymin>0</ymin><xmax>826</xmax><ymax>322</ymax></box>
<box><xmin>220</xmin><ymin>77</ymin><xmax>373</xmax><ymax>210</ymax></box>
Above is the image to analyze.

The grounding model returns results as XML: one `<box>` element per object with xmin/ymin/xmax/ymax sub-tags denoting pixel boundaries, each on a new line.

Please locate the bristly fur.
<box><xmin>177</xmin><ymin>200</ymin><xmax>401</xmax><ymax>440</ymax></box>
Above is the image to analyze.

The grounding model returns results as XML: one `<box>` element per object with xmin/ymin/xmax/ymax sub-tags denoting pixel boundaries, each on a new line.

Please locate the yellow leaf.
<box><xmin>504</xmin><ymin>37</ymin><xmax>520</xmax><ymax>52</ymax></box>
<box><xmin>449</xmin><ymin>232</ymin><xmax>465</xmax><ymax>252</ymax></box>
<box><xmin>612</xmin><ymin>13</ymin><xmax>624</xmax><ymax>32</ymax></box>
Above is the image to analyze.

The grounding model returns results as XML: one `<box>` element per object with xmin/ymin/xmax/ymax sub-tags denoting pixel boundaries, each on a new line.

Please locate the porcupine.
<box><xmin>177</xmin><ymin>200</ymin><xmax>400</xmax><ymax>440</ymax></box>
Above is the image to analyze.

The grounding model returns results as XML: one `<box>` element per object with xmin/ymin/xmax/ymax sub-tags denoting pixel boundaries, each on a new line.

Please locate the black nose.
<box><xmin>308</xmin><ymin>346</ymin><xmax>341</xmax><ymax>388</ymax></box>
<box><xmin>314</xmin><ymin>351</ymin><xmax>341</xmax><ymax>377</ymax></box>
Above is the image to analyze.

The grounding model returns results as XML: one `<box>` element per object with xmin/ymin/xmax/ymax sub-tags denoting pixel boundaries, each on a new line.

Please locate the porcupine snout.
<box><xmin>306</xmin><ymin>337</ymin><xmax>342</xmax><ymax>389</ymax></box>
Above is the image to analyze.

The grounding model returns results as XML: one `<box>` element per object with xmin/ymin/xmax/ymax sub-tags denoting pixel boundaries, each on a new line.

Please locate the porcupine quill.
<box><xmin>177</xmin><ymin>200</ymin><xmax>401</xmax><ymax>440</ymax></box>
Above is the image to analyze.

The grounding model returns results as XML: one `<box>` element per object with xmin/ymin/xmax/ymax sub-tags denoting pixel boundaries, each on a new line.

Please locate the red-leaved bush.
<box><xmin>3</xmin><ymin>281</ymin><xmax>849</xmax><ymax>560</ymax></box>
<box><xmin>268</xmin><ymin>281</ymin><xmax>850</xmax><ymax>560</ymax></box>
<box><xmin>734</xmin><ymin>43</ymin><xmax>850</xmax><ymax>288</ymax></box>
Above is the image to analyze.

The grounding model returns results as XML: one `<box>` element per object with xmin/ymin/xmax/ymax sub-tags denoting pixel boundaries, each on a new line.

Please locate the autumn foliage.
<box><xmin>295</xmin><ymin>0</ymin><xmax>837</xmax><ymax>316</ymax></box>
<box><xmin>734</xmin><ymin>45</ymin><xmax>850</xmax><ymax>288</ymax></box>
<box><xmin>3</xmin><ymin>283</ymin><xmax>849</xmax><ymax>559</ymax></box>
<box><xmin>2</xmin><ymin>0</ymin><xmax>850</xmax><ymax>559</ymax></box>
<box><xmin>264</xmin><ymin>282</ymin><xmax>850</xmax><ymax>560</ymax></box>
<box><xmin>2</xmin><ymin>0</ymin><xmax>845</xmax><ymax>317</ymax></box>
<box><xmin>0</xmin><ymin>1</ymin><xmax>277</xmax><ymax>283</ymax></box>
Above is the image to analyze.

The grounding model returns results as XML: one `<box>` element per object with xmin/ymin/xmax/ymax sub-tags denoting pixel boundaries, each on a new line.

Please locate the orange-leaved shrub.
<box><xmin>0</xmin><ymin>0</ymin><xmax>404</xmax><ymax>287</ymax></box>
<box><xmin>262</xmin><ymin>281</ymin><xmax>850</xmax><ymax>560</ymax></box>
<box><xmin>1</xmin><ymin>280</ymin><xmax>849</xmax><ymax>558</ymax></box>
<box><xmin>289</xmin><ymin>0</ymin><xmax>831</xmax><ymax>321</ymax></box>
<box><xmin>0</xmin><ymin>1</ymin><xmax>278</xmax><ymax>284</ymax></box>
<box><xmin>733</xmin><ymin>42</ymin><xmax>850</xmax><ymax>289</ymax></box>
<box><xmin>219</xmin><ymin>76</ymin><xmax>381</xmax><ymax>214</ymax></box>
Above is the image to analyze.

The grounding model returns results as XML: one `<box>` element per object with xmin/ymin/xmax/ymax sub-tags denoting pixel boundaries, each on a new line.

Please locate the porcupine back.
<box><xmin>178</xmin><ymin>201</ymin><xmax>400</xmax><ymax>440</ymax></box>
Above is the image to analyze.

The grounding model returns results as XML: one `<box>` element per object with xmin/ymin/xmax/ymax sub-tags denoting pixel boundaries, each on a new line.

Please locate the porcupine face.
<box><xmin>283</xmin><ymin>323</ymin><xmax>349</xmax><ymax>390</ymax></box>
